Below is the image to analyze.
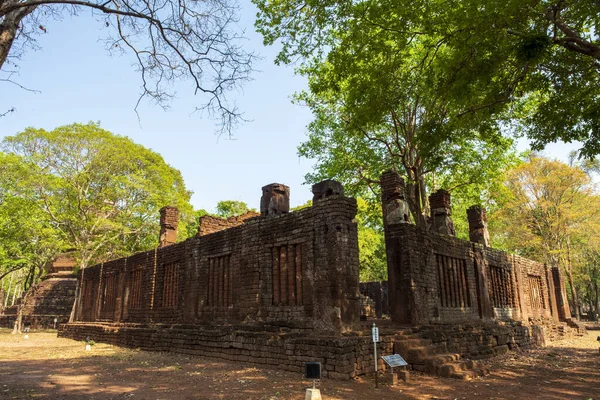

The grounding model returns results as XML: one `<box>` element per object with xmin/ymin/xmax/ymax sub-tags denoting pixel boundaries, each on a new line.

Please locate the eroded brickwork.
<box><xmin>69</xmin><ymin>187</ymin><xmax>359</xmax><ymax>335</ymax></box>
<box><xmin>197</xmin><ymin>211</ymin><xmax>260</xmax><ymax>236</ymax></box>
<box><xmin>381</xmin><ymin>170</ymin><xmax>573</xmax><ymax>328</ymax></box>
<box><xmin>58</xmin><ymin>174</ymin><xmax>583</xmax><ymax>381</ymax></box>
<box><xmin>0</xmin><ymin>254</ymin><xmax>77</xmax><ymax>329</ymax></box>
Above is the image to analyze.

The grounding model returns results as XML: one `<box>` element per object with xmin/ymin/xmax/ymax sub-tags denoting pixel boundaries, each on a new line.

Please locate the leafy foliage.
<box><xmin>1</xmin><ymin>123</ymin><xmax>193</xmax><ymax>270</ymax></box>
<box><xmin>255</xmin><ymin>0</ymin><xmax>600</xmax><ymax>156</ymax></box>
<box><xmin>490</xmin><ymin>155</ymin><xmax>600</xmax><ymax>318</ymax></box>
<box><xmin>215</xmin><ymin>200</ymin><xmax>255</xmax><ymax>218</ymax></box>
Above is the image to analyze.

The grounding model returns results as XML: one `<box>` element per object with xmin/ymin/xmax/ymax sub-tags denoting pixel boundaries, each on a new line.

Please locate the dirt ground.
<box><xmin>0</xmin><ymin>328</ymin><xmax>598</xmax><ymax>400</ymax></box>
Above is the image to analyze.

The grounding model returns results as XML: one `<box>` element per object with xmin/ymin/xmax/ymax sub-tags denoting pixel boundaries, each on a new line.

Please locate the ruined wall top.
<box><xmin>312</xmin><ymin>180</ymin><xmax>344</xmax><ymax>204</ymax></box>
<box><xmin>467</xmin><ymin>205</ymin><xmax>490</xmax><ymax>247</ymax></box>
<box><xmin>380</xmin><ymin>170</ymin><xmax>406</xmax><ymax>202</ymax></box>
<box><xmin>260</xmin><ymin>183</ymin><xmax>290</xmax><ymax>216</ymax></box>
<box><xmin>159</xmin><ymin>206</ymin><xmax>179</xmax><ymax>247</ymax></box>
<box><xmin>197</xmin><ymin>211</ymin><xmax>261</xmax><ymax>236</ymax></box>
<box><xmin>429</xmin><ymin>189</ymin><xmax>451</xmax><ymax>211</ymax></box>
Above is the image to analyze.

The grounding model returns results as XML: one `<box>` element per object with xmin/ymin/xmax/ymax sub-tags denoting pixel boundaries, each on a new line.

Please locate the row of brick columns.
<box><xmin>380</xmin><ymin>170</ymin><xmax>490</xmax><ymax>243</ymax></box>
<box><xmin>380</xmin><ymin>169</ymin><xmax>571</xmax><ymax>325</ymax></box>
<box><xmin>159</xmin><ymin>180</ymin><xmax>347</xmax><ymax>247</ymax></box>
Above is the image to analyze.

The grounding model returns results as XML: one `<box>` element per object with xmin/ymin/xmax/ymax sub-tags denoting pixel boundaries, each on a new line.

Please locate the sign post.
<box><xmin>372</xmin><ymin>323</ymin><xmax>379</xmax><ymax>388</ymax></box>
<box><xmin>382</xmin><ymin>354</ymin><xmax>409</xmax><ymax>385</ymax></box>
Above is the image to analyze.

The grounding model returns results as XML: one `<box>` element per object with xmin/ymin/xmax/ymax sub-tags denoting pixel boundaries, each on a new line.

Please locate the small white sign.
<box><xmin>372</xmin><ymin>326</ymin><xmax>380</xmax><ymax>343</ymax></box>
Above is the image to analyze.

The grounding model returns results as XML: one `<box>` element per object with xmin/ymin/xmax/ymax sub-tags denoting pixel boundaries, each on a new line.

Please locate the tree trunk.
<box><xmin>0</xmin><ymin>6</ymin><xmax>38</xmax><ymax>70</ymax></box>
<box><xmin>565</xmin><ymin>267</ymin><xmax>580</xmax><ymax>320</ymax></box>
<box><xmin>69</xmin><ymin>260</ymin><xmax>87</xmax><ymax>323</ymax></box>
<box><xmin>593</xmin><ymin>281</ymin><xmax>600</xmax><ymax>321</ymax></box>
<box><xmin>4</xmin><ymin>272</ymin><xmax>14</xmax><ymax>308</ymax></box>
<box><xmin>11</xmin><ymin>287</ymin><xmax>29</xmax><ymax>334</ymax></box>
<box><xmin>565</xmin><ymin>238</ymin><xmax>580</xmax><ymax>320</ymax></box>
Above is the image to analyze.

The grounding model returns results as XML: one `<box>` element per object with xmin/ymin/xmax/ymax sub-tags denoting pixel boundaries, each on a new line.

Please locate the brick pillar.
<box><xmin>472</xmin><ymin>246</ymin><xmax>495</xmax><ymax>320</ymax></box>
<box><xmin>312</xmin><ymin>179</ymin><xmax>344</xmax><ymax>204</ymax></box>
<box><xmin>380</xmin><ymin>170</ymin><xmax>410</xmax><ymax>226</ymax></box>
<box><xmin>513</xmin><ymin>257</ymin><xmax>529</xmax><ymax>322</ymax></box>
<box><xmin>467</xmin><ymin>205</ymin><xmax>490</xmax><ymax>247</ymax></box>
<box><xmin>380</xmin><ymin>170</ymin><xmax>413</xmax><ymax>325</ymax></box>
<box><xmin>552</xmin><ymin>266</ymin><xmax>572</xmax><ymax>321</ymax></box>
<box><xmin>545</xmin><ymin>264</ymin><xmax>560</xmax><ymax>321</ymax></box>
<box><xmin>260</xmin><ymin>183</ymin><xmax>290</xmax><ymax>216</ymax></box>
<box><xmin>429</xmin><ymin>189</ymin><xmax>455</xmax><ymax>236</ymax></box>
<box><xmin>159</xmin><ymin>206</ymin><xmax>179</xmax><ymax>247</ymax></box>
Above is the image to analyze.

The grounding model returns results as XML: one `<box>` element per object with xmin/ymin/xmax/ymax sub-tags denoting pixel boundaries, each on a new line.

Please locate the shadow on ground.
<box><xmin>0</xmin><ymin>329</ymin><xmax>598</xmax><ymax>400</ymax></box>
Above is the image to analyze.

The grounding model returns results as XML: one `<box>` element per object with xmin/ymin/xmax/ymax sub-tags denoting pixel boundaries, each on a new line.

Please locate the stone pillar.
<box><xmin>467</xmin><ymin>205</ymin><xmax>490</xmax><ymax>247</ymax></box>
<box><xmin>380</xmin><ymin>170</ymin><xmax>410</xmax><ymax>226</ymax></box>
<box><xmin>552</xmin><ymin>266</ymin><xmax>572</xmax><ymax>321</ymax></box>
<box><xmin>159</xmin><ymin>206</ymin><xmax>179</xmax><ymax>247</ymax></box>
<box><xmin>312</xmin><ymin>179</ymin><xmax>344</xmax><ymax>204</ymax></box>
<box><xmin>380</xmin><ymin>170</ymin><xmax>413</xmax><ymax>325</ymax></box>
<box><xmin>472</xmin><ymin>247</ymin><xmax>495</xmax><ymax>320</ymax></box>
<box><xmin>429</xmin><ymin>189</ymin><xmax>455</xmax><ymax>236</ymax></box>
<box><xmin>260</xmin><ymin>183</ymin><xmax>290</xmax><ymax>216</ymax></box>
<box><xmin>545</xmin><ymin>264</ymin><xmax>560</xmax><ymax>321</ymax></box>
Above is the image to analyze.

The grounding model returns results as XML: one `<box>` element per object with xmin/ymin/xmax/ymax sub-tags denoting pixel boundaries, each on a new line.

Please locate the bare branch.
<box><xmin>0</xmin><ymin>0</ymin><xmax>255</xmax><ymax>133</ymax></box>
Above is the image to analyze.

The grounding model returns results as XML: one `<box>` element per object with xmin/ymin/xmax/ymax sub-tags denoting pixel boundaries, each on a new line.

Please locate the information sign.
<box><xmin>381</xmin><ymin>354</ymin><xmax>408</xmax><ymax>368</ymax></box>
<box><xmin>372</xmin><ymin>326</ymin><xmax>379</xmax><ymax>343</ymax></box>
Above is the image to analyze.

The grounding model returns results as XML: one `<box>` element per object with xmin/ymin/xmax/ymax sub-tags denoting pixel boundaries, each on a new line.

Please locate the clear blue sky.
<box><xmin>0</xmin><ymin>1</ymin><xmax>580</xmax><ymax>212</ymax></box>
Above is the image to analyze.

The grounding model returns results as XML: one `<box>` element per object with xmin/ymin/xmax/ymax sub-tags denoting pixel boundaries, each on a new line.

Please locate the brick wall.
<box><xmin>197</xmin><ymin>211</ymin><xmax>260</xmax><ymax>236</ymax></box>
<box><xmin>71</xmin><ymin>195</ymin><xmax>360</xmax><ymax>335</ymax></box>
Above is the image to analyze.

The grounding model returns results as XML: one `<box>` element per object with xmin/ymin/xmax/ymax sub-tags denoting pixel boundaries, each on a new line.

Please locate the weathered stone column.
<box><xmin>260</xmin><ymin>183</ymin><xmax>290</xmax><ymax>216</ymax></box>
<box><xmin>380</xmin><ymin>170</ymin><xmax>414</xmax><ymax>325</ymax></box>
<box><xmin>429</xmin><ymin>189</ymin><xmax>455</xmax><ymax>236</ymax></box>
<box><xmin>159</xmin><ymin>206</ymin><xmax>179</xmax><ymax>247</ymax></box>
<box><xmin>472</xmin><ymin>247</ymin><xmax>495</xmax><ymax>321</ymax></box>
<box><xmin>380</xmin><ymin>170</ymin><xmax>410</xmax><ymax>226</ymax></box>
<box><xmin>552</xmin><ymin>266</ymin><xmax>572</xmax><ymax>321</ymax></box>
<box><xmin>312</xmin><ymin>179</ymin><xmax>344</xmax><ymax>204</ymax></box>
<box><xmin>311</xmin><ymin>181</ymin><xmax>360</xmax><ymax>333</ymax></box>
<box><xmin>467</xmin><ymin>205</ymin><xmax>490</xmax><ymax>247</ymax></box>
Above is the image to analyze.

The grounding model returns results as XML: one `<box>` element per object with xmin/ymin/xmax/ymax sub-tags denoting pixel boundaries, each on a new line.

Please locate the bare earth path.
<box><xmin>0</xmin><ymin>328</ymin><xmax>598</xmax><ymax>399</ymax></box>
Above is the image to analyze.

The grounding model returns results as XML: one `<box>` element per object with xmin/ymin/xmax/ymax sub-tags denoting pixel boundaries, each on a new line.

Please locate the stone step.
<box><xmin>393</xmin><ymin>338</ymin><xmax>433</xmax><ymax>356</ymax></box>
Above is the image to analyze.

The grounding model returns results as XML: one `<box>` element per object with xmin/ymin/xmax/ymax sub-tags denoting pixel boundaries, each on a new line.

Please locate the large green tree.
<box><xmin>491</xmin><ymin>156</ymin><xmax>600</xmax><ymax>319</ymax></box>
<box><xmin>0</xmin><ymin>153</ymin><xmax>63</xmax><ymax>288</ymax></box>
<box><xmin>291</xmin><ymin>13</ymin><xmax>517</xmax><ymax>227</ymax></box>
<box><xmin>1</xmin><ymin>123</ymin><xmax>194</xmax><ymax>271</ymax></box>
<box><xmin>255</xmin><ymin>0</ymin><xmax>600</xmax><ymax>156</ymax></box>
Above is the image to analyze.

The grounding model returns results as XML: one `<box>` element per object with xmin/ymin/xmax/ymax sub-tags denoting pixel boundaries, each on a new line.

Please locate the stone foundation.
<box><xmin>59</xmin><ymin>322</ymin><xmax>392</xmax><ymax>380</ymax></box>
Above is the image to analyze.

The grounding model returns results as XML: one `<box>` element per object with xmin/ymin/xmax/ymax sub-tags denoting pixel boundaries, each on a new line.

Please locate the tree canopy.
<box><xmin>0</xmin><ymin>123</ymin><xmax>193</xmax><ymax>271</ymax></box>
<box><xmin>255</xmin><ymin>0</ymin><xmax>600</xmax><ymax>156</ymax></box>
<box><xmin>285</xmin><ymin>2</ymin><xmax>518</xmax><ymax>227</ymax></box>
<box><xmin>0</xmin><ymin>0</ymin><xmax>255</xmax><ymax>131</ymax></box>
<box><xmin>490</xmin><ymin>155</ymin><xmax>600</xmax><ymax>318</ymax></box>
<box><xmin>215</xmin><ymin>200</ymin><xmax>255</xmax><ymax>218</ymax></box>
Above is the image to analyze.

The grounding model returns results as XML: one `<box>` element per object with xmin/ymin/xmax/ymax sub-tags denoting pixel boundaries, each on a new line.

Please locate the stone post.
<box><xmin>467</xmin><ymin>205</ymin><xmax>490</xmax><ymax>247</ymax></box>
<box><xmin>312</xmin><ymin>179</ymin><xmax>344</xmax><ymax>204</ymax></box>
<box><xmin>380</xmin><ymin>170</ymin><xmax>413</xmax><ymax>325</ymax></box>
<box><xmin>429</xmin><ymin>189</ymin><xmax>455</xmax><ymax>236</ymax></box>
<box><xmin>552</xmin><ymin>266</ymin><xmax>572</xmax><ymax>321</ymax></box>
<box><xmin>159</xmin><ymin>206</ymin><xmax>179</xmax><ymax>247</ymax></box>
<box><xmin>380</xmin><ymin>170</ymin><xmax>410</xmax><ymax>226</ymax></box>
<box><xmin>260</xmin><ymin>183</ymin><xmax>290</xmax><ymax>216</ymax></box>
<box><xmin>545</xmin><ymin>264</ymin><xmax>560</xmax><ymax>322</ymax></box>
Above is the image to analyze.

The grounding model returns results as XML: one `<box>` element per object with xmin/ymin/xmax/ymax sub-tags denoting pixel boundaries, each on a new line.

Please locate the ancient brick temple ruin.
<box><xmin>0</xmin><ymin>254</ymin><xmax>77</xmax><ymax>329</ymax></box>
<box><xmin>59</xmin><ymin>176</ymin><xmax>584</xmax><ymax>380</ymax></box>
